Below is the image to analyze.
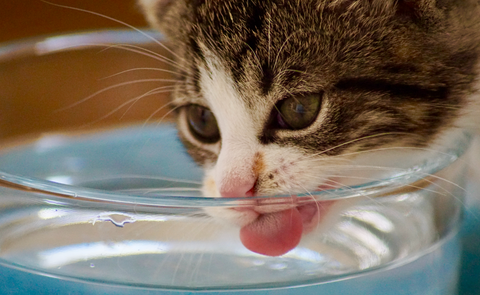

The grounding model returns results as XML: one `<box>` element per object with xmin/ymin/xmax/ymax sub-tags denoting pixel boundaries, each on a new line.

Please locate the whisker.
<box><xmin>296</xmin><ymin>184</ymin><xmax>323</xmax><ymax>225</ymax></box>
<box><xmin>190</xmin><ymin>251</ymin><xmax>205</xmax><ymax>284</ymax></box>
<box><xmin>86</xmin><ymin>87</ymin><xmax>175</xmax><ymax>125</ymax></box>
<box><xmin>314</xmin><ymin>178</ymin><xmax>383</xmax><ymax>204</ymax></box>
<box><xmin>78</xmin><ymin>174</ymin><xmax>202</xmax><ymax>184</ymax></box>
<box><xmin>146</xmin><ymin>104</ymin><xmax>184</xmax><ymax>127</ymax></box>
<box><xmin>55</xmin><ymin>79</ymin><xmax>179</xmax><ymax>112</ymax></box>
<box><xmin>306</xmin><ymin>163</ymin><xmax>468</xmax><ymax>194</ymax></box>
<box><xmin>41</xmin><ymin>0</ymin><xmax>186</xmax><ymax>63</ymax></box>
<box><xmin>297</xmin><ymin>179</ymin><xmax>385</xmax><ymax>225</ymax></box>
<box><xmin>97</xmin><ymin>43</ymin><xmax>187</xmax><ymax>72</ymax></box>
<box><xmin>312</xmin><ymin>173</ymin><xmax>451</xmax><ymax>198</ymax></box>
<box><xmin>303</xmin><ymin>145</ymin><xmax>463</xmax><ymax>162</ymax></box>
<box><xmin>100</xmin><ymin>67</ymin><xmax>185</xmax><ymax>80</ymax></box>
<box><xmin>302</xmin><ymin>132</ymin><xmax>419</xmax><ymax>159</ymax></box>
<box><xmin>120</xmin><ymin>188</ymin><xmax>202</xmax><ymax>195</ymax></box>
<box><xmin>41</xmin><ymin>42</ymin><xmax>187</xmax><ymax>72</ymax></box>
<box><xmin>119</xmin><ymin>87</ymin><xmax>176</xmax><ymax>120</ymax></box>
<box><xmin>297</xmin><ymin>164</ymin><xmax>466</xmax><ymax>208</ymax></box>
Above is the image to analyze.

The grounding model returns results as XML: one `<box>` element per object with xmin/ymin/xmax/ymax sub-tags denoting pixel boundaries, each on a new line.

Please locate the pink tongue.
<box><xmin>239</xmin><ymin>208</ymin><xmax>303</xmax><ymax>256</ymax></box>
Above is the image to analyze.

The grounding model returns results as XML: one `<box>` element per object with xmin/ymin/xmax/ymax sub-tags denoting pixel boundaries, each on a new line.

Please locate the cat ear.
<box><xmin>137</xmin><ymin>0</ymin><xmax>175</xmax><ymax>32</ymax></box>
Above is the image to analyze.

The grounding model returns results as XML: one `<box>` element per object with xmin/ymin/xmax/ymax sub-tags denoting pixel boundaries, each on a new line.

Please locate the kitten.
<box><xmin>138</xmin><ymin>0</ymin><xmax>480</xmax><ymax>256</ymax></box>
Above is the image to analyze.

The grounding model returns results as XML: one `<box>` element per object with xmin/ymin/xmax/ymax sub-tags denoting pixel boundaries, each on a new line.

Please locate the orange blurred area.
<box><xmin>0</xmin><ymin>1</ymin><xmax>175</xmax><ymax>142</ymax></box>
<box><xmin>0</xmin><ymin>1</ymin><xmax>148</xmax><ymax>43</ymax></box>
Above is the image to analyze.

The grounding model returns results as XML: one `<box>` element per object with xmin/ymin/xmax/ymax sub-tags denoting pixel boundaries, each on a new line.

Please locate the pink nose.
<box><xmin>219</xmin><ymin>176</ymin><xmax>256</xmax><ymax>198</ymax></box>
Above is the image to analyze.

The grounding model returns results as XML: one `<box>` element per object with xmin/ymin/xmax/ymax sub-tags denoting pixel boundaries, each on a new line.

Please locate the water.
<box><xmin>0</xmin><ymin>182</ymin><xmax>464</xmax><ymax>294</ymax></box>
<box><xmin>0</xmin><ymin>126</ymin><xmax>469</xmax><ymax>294</ymax></box>
<box><xmin>0</xmin><ymin>192</ymin><xmax>454</xmax><ymax>288</ymax></box>
<box><xmin>0</xmin><ymin>232</ymin><xmax>461</xmax><ymax>294</ymax></box>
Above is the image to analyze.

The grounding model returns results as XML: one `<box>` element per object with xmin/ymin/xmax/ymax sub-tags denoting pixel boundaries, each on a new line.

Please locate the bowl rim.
<box><xmin>0</xmin><ymin>28</ymin><xmax>163</xmax><ymax>63</ymax></box>
<box><xmin>0</xmin><ymin>125</ymin><xmax>471</xmax><ymax>208</ymax></box>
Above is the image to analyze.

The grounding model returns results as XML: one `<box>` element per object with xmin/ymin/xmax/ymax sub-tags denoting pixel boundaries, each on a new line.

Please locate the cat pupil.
<box><xmin>186</xmin><ymin>105</ymin><xmax>220</xmax><ymax>143</ymax></box>
<box><xmin>295</xmin><ymin>104</ymin><xmax>306</xmax><ymax>114</ymax></box>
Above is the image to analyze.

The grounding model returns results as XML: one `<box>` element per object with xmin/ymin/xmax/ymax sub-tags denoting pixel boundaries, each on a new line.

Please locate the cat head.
<box><xmin>138</xmin><ymin>0</ymin><xmax>480</xmax><ymax>211</ymax></box>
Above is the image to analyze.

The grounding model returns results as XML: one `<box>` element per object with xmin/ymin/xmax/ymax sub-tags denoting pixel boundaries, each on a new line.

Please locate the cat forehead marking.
<box><xmin>198</xmin><ymin>47</ymin><xmax>269</xmax><ymax>142</ymax></box>
<box><xmin>197</xmin><ymin>38</ymin><xmax>284</xmax><ymax>106</ymax></box>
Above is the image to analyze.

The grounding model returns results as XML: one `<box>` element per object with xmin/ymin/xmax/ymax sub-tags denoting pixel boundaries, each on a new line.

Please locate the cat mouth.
<box><xmin>234</xmin><ymin>198</ymin><xmax>334</xmax><ymax>257</ymax></box>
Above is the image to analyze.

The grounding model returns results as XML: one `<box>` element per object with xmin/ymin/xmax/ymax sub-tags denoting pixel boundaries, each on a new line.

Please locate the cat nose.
<box><xmin>214</xmin><ymin>144</ymin><xmax>260</xmax><ymax>198</ymax></box>
<box><xmin>219</xmin><ymin>175</ymin><xmax>256</xmax><ymax>198</ymax></box>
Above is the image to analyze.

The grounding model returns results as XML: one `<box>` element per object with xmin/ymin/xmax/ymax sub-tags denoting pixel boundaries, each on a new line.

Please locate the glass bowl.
<box><xmin>0</xmin><ymin>30</ymin><xmax>471</xmax><ymax>295</ymax></box>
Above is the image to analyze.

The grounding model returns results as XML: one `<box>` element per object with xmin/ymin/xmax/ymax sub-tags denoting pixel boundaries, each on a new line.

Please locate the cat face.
<box><xmin>139</xmin><ymin>0</ymin><xmax>480</xmax><ymax>228</ymax></box>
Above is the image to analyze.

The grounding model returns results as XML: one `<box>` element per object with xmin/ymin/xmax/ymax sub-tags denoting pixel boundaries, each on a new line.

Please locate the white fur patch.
<box><xmin>198</xmin><ymin>49</ymin><xmax>262</xmax><ymax>198</ymax></box>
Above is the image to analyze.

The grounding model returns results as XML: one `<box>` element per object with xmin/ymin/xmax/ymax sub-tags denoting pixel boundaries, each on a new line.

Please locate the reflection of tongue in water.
<box><xmin>239</xmin><ymin>202</ymin><xmax>333</xmax><ymax>256</ymax></box>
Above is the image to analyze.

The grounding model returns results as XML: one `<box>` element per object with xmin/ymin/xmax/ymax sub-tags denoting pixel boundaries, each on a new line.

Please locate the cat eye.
<box><xmin>274</xmin><ymin>93</ymin><xmax>323</xmax><ymax>130</ymax></box>
<box><xmin>186</xmin><ymin>104</ymin><xmax>220</xmax><ymax>143</ymax></box>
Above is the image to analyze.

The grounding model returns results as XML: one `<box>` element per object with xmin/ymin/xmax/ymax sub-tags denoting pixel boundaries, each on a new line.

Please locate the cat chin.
<box><xmin>202</xmin><ymin>174</ymin><xmax>293</xmax><ymax>227</ymax></box>
<box><xmin>204</xmin><ymin>206</ymin><xmax>260</xmax><ymax>228</ymax></box>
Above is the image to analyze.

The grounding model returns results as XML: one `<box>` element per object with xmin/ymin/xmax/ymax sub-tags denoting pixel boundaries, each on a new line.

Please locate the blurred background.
<box><xmin>0</xmin><ymin>1</ymin><xmax>174</xmax><ymax>141</ymax></box>
<box><xmin>0</xmin><ymin>1</ymin><xmax>147</xmax><ymax>43</ymax></box>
